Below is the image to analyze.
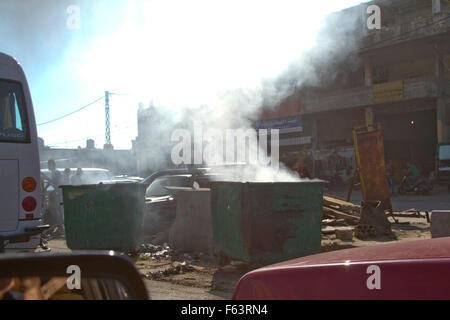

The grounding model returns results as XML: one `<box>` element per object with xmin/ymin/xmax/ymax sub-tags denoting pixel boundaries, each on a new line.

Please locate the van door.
<box><xmin>0</xmin><ymin>159</ymin><xmax>19</xmax><ymax>231</ymax></box>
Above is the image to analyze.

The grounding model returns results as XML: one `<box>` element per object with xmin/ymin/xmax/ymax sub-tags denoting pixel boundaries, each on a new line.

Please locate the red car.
<box><xmin>233</xmin><ymin>237</ymin><xmax>450</xmax><ymax>300</ymax></box>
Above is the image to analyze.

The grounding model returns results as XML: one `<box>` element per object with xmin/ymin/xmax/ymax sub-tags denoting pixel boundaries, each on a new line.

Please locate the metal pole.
<box><xmin>105</xmin><ymin>91</ymin><xmax>111</xmax><ymax>146</ymax></box>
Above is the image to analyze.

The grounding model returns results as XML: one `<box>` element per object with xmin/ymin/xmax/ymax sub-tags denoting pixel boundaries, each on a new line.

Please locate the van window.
<box><xmin>0</xmin><ymin>80</ymin><xmax>29</xmax><ymax>143</ymax></box>
<box><xmin>439</xmin><ymin>145</ymin><xmax>450</xmax><ymax>160</ymax></box>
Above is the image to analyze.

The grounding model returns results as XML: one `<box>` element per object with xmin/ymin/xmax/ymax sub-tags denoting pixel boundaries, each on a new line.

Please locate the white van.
<box><xmin>0</xmin><ymin>52</ymin><xmax>48</xmax><ymax>251</ymax></box>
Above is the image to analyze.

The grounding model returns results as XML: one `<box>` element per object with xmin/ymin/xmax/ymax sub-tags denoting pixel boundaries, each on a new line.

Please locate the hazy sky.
<box><xmin>0</xmin><ymin>0</ymin><xmax>367</xmax><ymax>149</ymax></box>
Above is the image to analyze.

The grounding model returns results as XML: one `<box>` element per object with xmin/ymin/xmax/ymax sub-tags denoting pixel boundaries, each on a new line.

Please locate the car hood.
<box><xmin>260</xmin><ymin>237</ymin><xmax>450</xmax><ymax>270</ymax></box>
<box><xmin>232</xmin><ymin>237</ymin><xmax>450</xmax><ymax>300</ymax></box>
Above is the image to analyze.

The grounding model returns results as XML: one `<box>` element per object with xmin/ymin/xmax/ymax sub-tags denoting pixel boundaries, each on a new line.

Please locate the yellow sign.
<box><xmin>373</xmin><ymin>80</ymin><xmax>403</xmax><ymax>103</ymax></box>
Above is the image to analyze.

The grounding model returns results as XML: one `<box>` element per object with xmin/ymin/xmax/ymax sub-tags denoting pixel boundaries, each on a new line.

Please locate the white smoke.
<box><xmin>0</xmin><ymin>0</ymin><xmax>367</xmax><ymax>181</ymax></box>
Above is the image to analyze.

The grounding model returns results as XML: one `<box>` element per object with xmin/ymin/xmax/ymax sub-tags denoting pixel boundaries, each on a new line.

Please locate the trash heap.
<box><xmin>146</xmin><ymin>261</ymin><xmax>194</xmax><ymax>280</ymax></box>
<box><xmin>136</xmin><ymin>243</ymin><xmax>205</xmax><ymax>280</ymax></box>
<box><xmin>137</xmin><ymin>243</ymin><xmax>171</xmax><ymax>261</ymax></box>
<box><xmin>322</xmin><ymin>195</ymin><xmax>395</xmax><ymax>240</ymax></box>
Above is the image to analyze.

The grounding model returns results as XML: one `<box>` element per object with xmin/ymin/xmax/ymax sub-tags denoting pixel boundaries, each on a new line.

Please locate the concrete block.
<box><xmin>169</xmin><ymin>189</ymin><xmax>214</xmax><ymax>255</ymax></box>
<box><xmin>431</xmin><ymin>210</ymin><xmax>450</xmax><ymax>238</ymax></box>
<box><xmin>335</xmin><ymin>228</ymin><xmax>354</xmax><ymax>241</ymax></box>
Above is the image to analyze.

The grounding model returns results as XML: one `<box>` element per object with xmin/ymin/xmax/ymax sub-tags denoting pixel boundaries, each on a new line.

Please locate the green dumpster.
<box><xmin>210</xmin><ymin>181</ymin><xmax>324</xmax><ymax>265</ymax></box>
<box><xmin>61</xmin><ymin>183</ymin><xmax>145</xmax><ymax>251</ymax></box>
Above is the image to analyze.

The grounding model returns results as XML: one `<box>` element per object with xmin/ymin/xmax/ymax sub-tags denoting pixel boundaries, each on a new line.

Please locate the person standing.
<box><xmin>62</xmin><ymin>168</ymin><xmax>72</xmax><ymax>185</ymax></box>
<box><xmin>47</xmin><ymin>160</ymin><xmax>64</xmax><ymax>235</ymax></box>
<box><xmin>47</xmin><ymin>159</ymin><xmax>62</xmax><ymax>188</ymax></box>
<box><xmin>386</xmin><ymin>160</ymin><xmax>395</xmax><ymax>195</ymax></box>
<box><xmin>406</xmin><ymin>161</ymin><xmax>420</xmax><ymax>186</ymax></box>
<box><xmin>71</xmin><ymin>168</ymin><xmax>84</xmax><ymax>185</ymax></box>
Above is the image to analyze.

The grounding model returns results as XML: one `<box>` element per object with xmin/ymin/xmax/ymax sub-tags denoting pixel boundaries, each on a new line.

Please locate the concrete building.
<box><xmin>257</xmin><ymin>0</ymin><xmax>450</xmax><ymax>180</ymax></box>
<box><xmin>134</xmin><ymin>104</ymin><xmax>179</xmax><ymax>176</ymax></box>
<box><xmin>39</xmin><ymin>138</ymin><xmax>137</xmax><ymax>175</ymax></box>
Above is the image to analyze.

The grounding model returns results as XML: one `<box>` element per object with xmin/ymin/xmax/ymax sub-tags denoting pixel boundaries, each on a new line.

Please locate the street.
<box><xmin>35</xmin><ymin>210</ymin><xmax>432</xmax><ymax>300</ymax></box>
<box><xmin>328</xmin><ymin>185</ymin><xmax>450</xmax><ymax>211</ymax></box>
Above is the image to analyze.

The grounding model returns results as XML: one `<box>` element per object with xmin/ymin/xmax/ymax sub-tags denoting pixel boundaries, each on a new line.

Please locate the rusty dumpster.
<box><xmin>210</xmin><ymin>181</ymin><xmax>324</xmax><ymax>265</ymax></box>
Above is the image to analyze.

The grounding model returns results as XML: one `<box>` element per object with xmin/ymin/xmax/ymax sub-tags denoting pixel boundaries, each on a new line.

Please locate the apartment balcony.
<box><xmin>362</xmin><ymin>13</ymin><xmax>450</xmax><ymax>51</ymax></box>
<box><xmin>300</xmin><ymin>77</ymin><xmax>441</xmax><ymax>114</ymax></box>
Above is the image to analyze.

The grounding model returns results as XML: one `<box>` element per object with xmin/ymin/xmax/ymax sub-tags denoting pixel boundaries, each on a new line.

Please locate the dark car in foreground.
<box><xmin>0</xmin><ymin>252</ymin><xmax>148</xmax><ymax>300</ymax></box>
<box><xmin>233</xmin><ymin>237</ymin><xmax>450</xmax><ymax>300</ymax></box>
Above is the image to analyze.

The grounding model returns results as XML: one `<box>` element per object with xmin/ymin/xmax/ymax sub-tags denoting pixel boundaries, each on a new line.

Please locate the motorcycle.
<box><xmin>398</xmin><ymin>175</ymin><xmax>433</xmax><ymax>195</ymax></box>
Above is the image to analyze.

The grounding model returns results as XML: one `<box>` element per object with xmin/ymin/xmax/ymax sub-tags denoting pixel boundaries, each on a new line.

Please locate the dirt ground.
<box><xmin>40</xmin><ymin>215</ymin><xmax>431</xmax><ymax>300</ymax></box>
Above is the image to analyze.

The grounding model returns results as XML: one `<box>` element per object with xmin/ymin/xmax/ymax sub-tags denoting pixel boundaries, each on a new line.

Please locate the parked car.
<box><xmin>112</xmin><ymin>175</ymin><xmax>144</xmax><ymax>184</ymax></box>
<box><xmin>140</xmin><ymin>168</ymin><xmax>212</xmax><ymax>185</ymax></box>
<box><xmin>232</xmin><ymin>237</ymin><xmax>450</xmax><ymax>300</ymax></box>
<box><xmin>436</xmin><ymin>142</ymin><xmax>450</xmax><ymax>190</ymax></box>
<box><xmin>142</xmin><ymin>169</ymin><xmax>223</xmax><ymax>239</ymax></box>
<box><xmin>40</xmin><ymin>168</ymin><xmax>113</xmax><ymax>187</ymax></box>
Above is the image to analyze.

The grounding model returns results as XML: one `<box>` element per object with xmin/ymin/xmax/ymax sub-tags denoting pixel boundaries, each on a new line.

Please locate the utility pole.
<box><xmin>104</xmin><ymin>91</ymin><xmax>112</xmax><ymax>149</ymax></box>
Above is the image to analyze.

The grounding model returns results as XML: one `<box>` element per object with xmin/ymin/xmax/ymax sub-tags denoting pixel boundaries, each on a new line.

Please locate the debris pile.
<box><xmin>137</xmin><ymin>243</ymin><xmax>171</xmax><ymax>261</ymax></box>
<box><xmin>146</xmin><ymin>261</ymin><xmax>194</xmax><ymax>280</ymax></box>
<box><xmin>322</xmin><ymin>195</ymin><xmax>360</xmax><ymax>240</ymax></box>
<box><xmin>355</xmin><ymin>201</ymin><xmax>393</xmax><ymax>239</ymax></box>
<box><xmin>322</xmin><ymin>195</ymin><xmax>361</xmax><ymax>223</ymax></box>
<box><xmin>322</xmin><ymin>196</ymin><xmax>396</xmax><ymax>240</ymax></box>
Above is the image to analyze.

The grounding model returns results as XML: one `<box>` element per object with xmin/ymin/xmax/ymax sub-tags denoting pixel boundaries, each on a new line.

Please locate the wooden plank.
<box><xmin>324</xmin><ymin>195</ymin><xmax>359</xmax><ymax>208</ymax></box>
<box><xmin>324</xmin><ymin>194</ymin><xmax>348</xmax><ymax>202</ymax></box>
<box><xmin>323</xmin><ymin>206</ymin><xmax>360</xmax><ymax>222</ymax></box>
<box><xmin>323</xmin><ymin>195</ymin><xmax>361</xmax><ymax>214</ymax></box>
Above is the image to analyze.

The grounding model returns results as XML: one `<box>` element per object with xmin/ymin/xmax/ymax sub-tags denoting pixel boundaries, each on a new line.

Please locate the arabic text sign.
<box><xmin>255</xmin><ymin>115</ymin><xmax>302</xmax><ymax>131</ymax></box>
<box><xmin>373</xmin><ymin>80</ymin><xmax>403</xmax><ymax>103</ymax></box>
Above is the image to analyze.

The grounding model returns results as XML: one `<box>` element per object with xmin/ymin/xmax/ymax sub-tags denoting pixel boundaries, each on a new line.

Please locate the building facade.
<box><xmin>257</xmin><ymin>0</ymin><xmax>450</xmax><ymax>181</ymax></box>
<box><xmin>39</xmin><ymin>139</ymin><xmax>137</xmax><ymax>175</ymax></box>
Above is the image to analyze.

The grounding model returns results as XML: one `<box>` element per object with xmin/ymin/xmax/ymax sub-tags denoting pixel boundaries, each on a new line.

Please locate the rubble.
<box><xmin>355</xmin><ymin>201</ymin><xmax>393</xmax><ymax>239</ymax></box>
<box><xmin>322</xmin><ymin>194</ymin><xmax>361</xmax><ymax>225</ymax></box>
<box><xmin>335</xmin><ymin>228</ymin><xmax>354</xmax><ymax>241</ymax></box>
<box><xmin>323</xmin><ymin>195</ymin><xmax>361</xmax><ymax>216</ymax></box>
<box><xmin>145</xmin><ymin>261</ymin><xmax>194</xmax><ymax>280</ymax></box>
<box><xmin>137</xmin><ymin>243</ymin><xmax>171</xmax><ymax>261</ymax></box>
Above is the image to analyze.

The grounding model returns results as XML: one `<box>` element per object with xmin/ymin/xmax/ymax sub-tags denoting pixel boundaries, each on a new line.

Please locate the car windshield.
<box><xmin>439</xmin><ymin>145</ymin><xmax>450</xmax><ymax>160</ymax></box>
<box><xmin>146</xmin><ymin>175</ymin><xmax>190</xmax><ymax>197</ymax></box>
<box><xmin>82</xmin><ymin>171</ymin><xmax>112</xmax><ymax>184</ymax></box>
<box><xmin>41</xmin><ymin>169</ymin><xmax>112</xmax><ymax>185</ymax></box>
<box><xmin>0</xmin><ymin>80</ymin><xmax>29</xmax><ymax>143</ymax></box>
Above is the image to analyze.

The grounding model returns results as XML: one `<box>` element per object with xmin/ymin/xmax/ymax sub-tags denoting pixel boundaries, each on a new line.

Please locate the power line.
<box><xmin>37</xmin><ymin>96</ymin><xmax>104</xmax><ymax>126</ymax></box>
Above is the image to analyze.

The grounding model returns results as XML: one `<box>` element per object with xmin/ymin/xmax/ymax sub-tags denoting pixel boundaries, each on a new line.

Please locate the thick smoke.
<box><xmin>143</xmin><ymin>5</ymin><xmax>366</xmax><ymax>182</ymax></box>
<box><xmin>0</xmin><ymin>1</ymin><xmax>367</xmax><ymax>181</ymax></box>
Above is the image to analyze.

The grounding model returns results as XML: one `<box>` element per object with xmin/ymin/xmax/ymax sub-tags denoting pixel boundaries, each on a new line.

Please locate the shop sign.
<box><xmin>255</xmin><ymin>115</ymin><xmax>302</xmax><ymax>131</ymax></box>
<box><xmin>373</xmin><ymin>80</ymin><xmax>403</xmax><ymax>103</ymax></box>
